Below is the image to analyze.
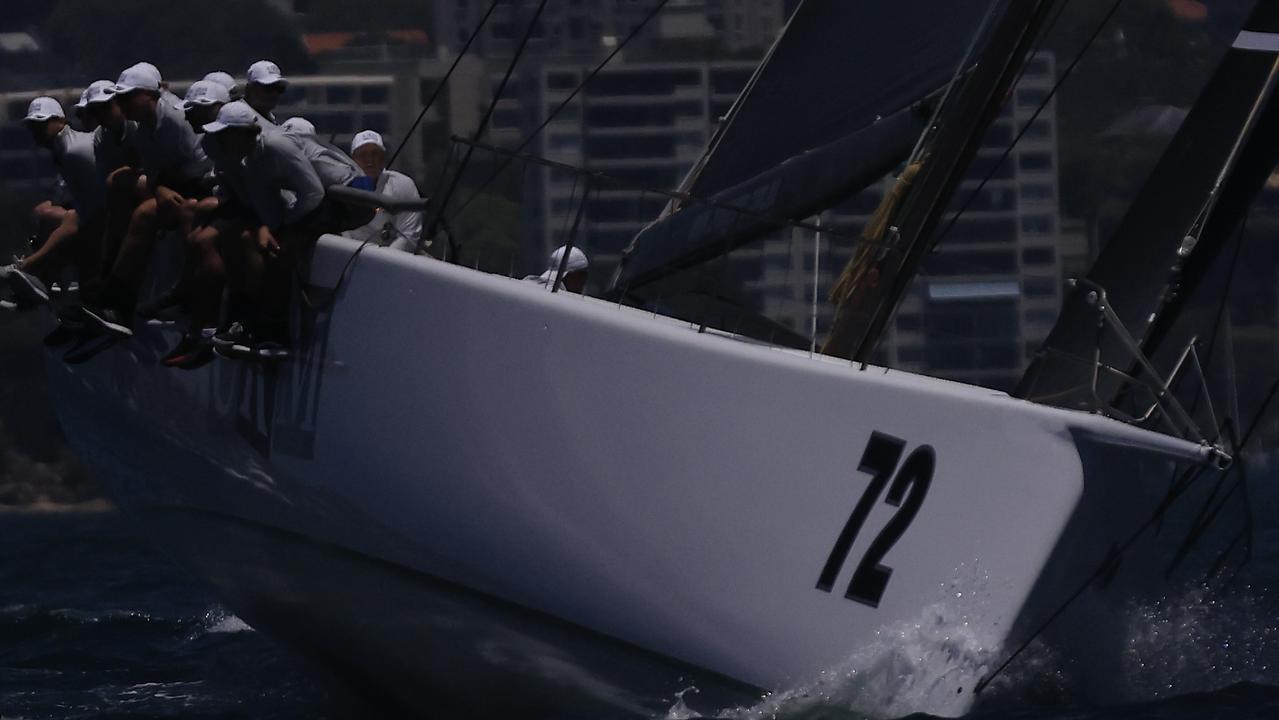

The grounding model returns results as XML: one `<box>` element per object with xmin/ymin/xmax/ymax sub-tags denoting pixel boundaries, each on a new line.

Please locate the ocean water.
<box><xmin>4</xmin><ymin>511</ymin><xmax>1279</xmax><ymax>719</ymax></box>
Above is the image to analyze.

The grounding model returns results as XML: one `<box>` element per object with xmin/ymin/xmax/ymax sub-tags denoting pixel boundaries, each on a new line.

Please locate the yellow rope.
<box><xmin>829</xmin><ymin>158</ymin><xmax>924</xmax><ymax>305</ymax></box>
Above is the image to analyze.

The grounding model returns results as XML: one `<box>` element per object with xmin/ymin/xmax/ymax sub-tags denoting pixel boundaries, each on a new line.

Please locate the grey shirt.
<box><xmin>49</xmin><ymin>126</ymin><xmax>102</xmax><ymax>216</ymax></box>
<box><xmin>214</xmin><ymin>131</ymin><xmax>325</xmax><ymax>230</ymax></box>
<box><xmin>131</xmin><ymin>96</ymin><xmax>212</xmax><ymax>192</ymax></box>
<box><xmin>285</xmin><ymin>133</ymin><xmax>361</xmax><ymax>188</ymax></box>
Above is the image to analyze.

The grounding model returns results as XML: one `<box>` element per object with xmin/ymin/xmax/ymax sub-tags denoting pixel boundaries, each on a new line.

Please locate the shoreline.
<box><xmin>0</xmin><ymin>498</ymin><xmax>116</xmax><ymax>514</ymax></box>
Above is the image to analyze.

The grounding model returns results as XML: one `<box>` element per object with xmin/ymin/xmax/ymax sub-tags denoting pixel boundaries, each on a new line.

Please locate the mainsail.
<box><xmin>1017</xmin><ymin>2</ymin><xmax>1279</xmax><ymax>410</ymax></box>
<box><xmin>607</xmin><ymin>0</ymin><xmax>996</xmax><ymax>294</ymax></box>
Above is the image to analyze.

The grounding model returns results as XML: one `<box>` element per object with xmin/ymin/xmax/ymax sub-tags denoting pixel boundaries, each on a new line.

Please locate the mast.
<box><xmin>821</xmin><ymin>0</ymin><xmax>1059</xmax><ymax>362</ymax></box>
<box><xmin>1017</xmin><ymin>1</ymin><xmax>1279</xmax><ymax>407</ymax></box>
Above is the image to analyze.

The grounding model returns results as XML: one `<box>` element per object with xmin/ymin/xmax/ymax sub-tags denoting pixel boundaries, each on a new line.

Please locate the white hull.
<box><xmin>45</xmin><ymin>236</ymin><xmax>1244</xmax><ymax>717</ymax></box>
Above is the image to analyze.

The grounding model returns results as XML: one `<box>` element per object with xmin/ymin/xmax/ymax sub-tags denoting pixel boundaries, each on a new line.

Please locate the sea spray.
<box><xmin>722</xmin><ymin>563</ymin><xmax>1017</xmax><ymax>719</ymax></box>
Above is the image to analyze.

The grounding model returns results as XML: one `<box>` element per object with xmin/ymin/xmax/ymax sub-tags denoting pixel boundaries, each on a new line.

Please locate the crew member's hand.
<box><xmin>155</xmin><ymin>186</ymin><xmax>185</xmax><ymax>212</ymax></box>
<box><xmin>257</xmin><ymin>226</ymin><xmax>280</xmax><ymax>258</ymax></box>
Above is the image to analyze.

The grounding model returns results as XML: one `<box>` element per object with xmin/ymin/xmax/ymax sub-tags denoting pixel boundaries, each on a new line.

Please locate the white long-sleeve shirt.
<box><xmin>342</xmin><ymin>169</ymin><xmax>423</xmax><ymax>252</ymax></box>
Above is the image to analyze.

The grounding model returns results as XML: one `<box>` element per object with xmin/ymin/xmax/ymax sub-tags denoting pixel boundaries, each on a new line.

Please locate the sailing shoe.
<box><xmin>251</xmin><ymin>336</ymin><xmax>293</xmax><ymax>362</ymax></box>
<box><xmin>138</xmin><ymin>289</ymin><xmax>188</xmax><ymax>326</ymax></box>
<box><xmin>81</xmin><ymin>305</ymin><xmax>135</xmax><ymax>338</ymax></box>
<box><xmin>211</xmin><ymin>322</ymin><xmax>250</xmax><ymax>349</ymax></box>
<box><xmin>6</xmin><ymin>268</ymin><xmax>51</xmax><ymax>307</ymax></box>
<box><xmin>42</xmin><ymin>324</ymin><xmax>79</xmax><ymax>347</ymax></box>
<box><xmin>63</xmin><ymin>334</ymin><xmax>118</xmax><ymax>364</ymax></box>
<box><xmin>161</xmin><ymin>331</ymin><xmax>215</xmax><ymax>370</ymax></box>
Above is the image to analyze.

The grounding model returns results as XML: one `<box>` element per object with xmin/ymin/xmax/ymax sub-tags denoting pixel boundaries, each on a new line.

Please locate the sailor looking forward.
<box><xmin>343</xmin><ymin>130</ymin><xmax>424</xmax><ymax>252</ymax></box>
<box><xmin>525</xmin><ymin>245</ymin><xmax>590</xmax><ymax>294</ymax></box>
<box><xmin>3</xmin><ymin>97</ymin><xmax>101</xmax><ymax>307</ymax></box>
<box><xmin>202</xmin><ymin>101</ymin><xmax>365</xmax><ymax>360</ymax></box>
<box><xmin>82</xmin><ymin>62</ymin><xmax>213</xmax><ymax>338</ymax></box>
<box><xmin>244</xmin><ymin>60</ymin><xmax>287</xmax><ymax>126</ymax></box>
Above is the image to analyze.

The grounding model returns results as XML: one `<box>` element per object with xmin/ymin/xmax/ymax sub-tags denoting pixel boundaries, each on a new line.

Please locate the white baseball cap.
<box><xmin>183</xmin><ymin>80</ymin><xmax>231</xmax><ymax>109</ymax></box>
<box><xmin>247</xmin><ymin>60</ymin><xmax>287</xmax><ymax>87</ymax></box>
<box><xmin>280</xmin><ymin>117</ymin><xmax>316</xmax><ymax>136</ymax></box>
<box><xmin>350</xmin><ymin>129</ymin><xmax>385</xmax><ymax>153</ymax></box>
<box><xmin>202</xmin><ymin>71</ymin><xmax>237</xmax><ymax>92</ymax></box>
<box><xmin>203</xmin><ymin>100</ymin><xmax>260</xmax><ymax>133</ymax></box>
<box><xmin>114</xmin><ymin>62</ymin><xmax>163</xmax><ymax>93</ymax></box>
<box><xmin>548</xmin><ymin>245</ymin><xmax>589</xmax><ymax>273</ymax></box>
<box><xmin>24</xmin><ymin>97</ymin><xmax>65</xmax><ymax>122</ymax></box>
<box><xmin>75</xmin><ymin>80</ymin><xmax>115</xmax><ymax>109</ymax></box>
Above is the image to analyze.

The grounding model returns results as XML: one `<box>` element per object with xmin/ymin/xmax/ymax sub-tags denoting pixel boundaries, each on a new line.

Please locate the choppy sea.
<box><xmin>5</xmin><ymin>511</ymin><xmax>1279</xmax><ymax>719</ymax></box>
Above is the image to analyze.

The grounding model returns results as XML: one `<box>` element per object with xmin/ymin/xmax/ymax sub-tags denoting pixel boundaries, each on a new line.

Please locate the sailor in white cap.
<box><xmin>343</xmin><ymin>130</ymin><xmax>424</xmax><ymax>252</ymax></box>
<box><xmin>244</xmin><ymin>60</ymin><xmax>288</xmax><ymax>126</ymax></box>
<box><xmin>525</xmin><ymin>245</ymin><xmax>590</xmax><ymax>294</ymax></box>
<box><xmin>73</xmin><ymin>80</ymin><xmax>113</xmax><ymax>133</ymax></box>
<box><xmin>3</xmin><ymin>97</ymin><xmax>96</xmax><ymax>307</ymax></box>
<box><xmin>202</xmin><ymin>100</ymin><xmax>333</xmax><ymax>359</ymax></box>
<box><xmin>202</xmin><ymin>71</ymin><xmax>241</xmax><ymax>101</ymax></box>
<box><xmin>131</xmin><ymin>78</ymin><xmax>235</xmax><ymax>353</ymax></box>
<box><xmin>82</xmin><ymin>62</ymin><xmax>214</xmax><ymax>338</ymax></box>
<box><xmin>279</xmin><ymin>117</ymin><xmax>316</xmax><ymax>137</ymax></box>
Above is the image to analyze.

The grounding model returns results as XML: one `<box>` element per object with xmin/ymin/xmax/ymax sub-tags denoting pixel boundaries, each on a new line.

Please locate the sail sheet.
<box><xmin>608</xmin><ymin>0</ymin><xmax>996</xmax><ymax>293</ymax></box>
<box><xmin>1016</xmin><ymin>2</ymin><xmax>1279</xmax><ymax>408</ymax></box>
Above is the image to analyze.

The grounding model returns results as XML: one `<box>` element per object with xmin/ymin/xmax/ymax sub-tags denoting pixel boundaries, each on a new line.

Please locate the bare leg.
<box><xmin>20</xmin><ymin>210</ymin><xmax>80</xmax><ymax>282</ymax></box>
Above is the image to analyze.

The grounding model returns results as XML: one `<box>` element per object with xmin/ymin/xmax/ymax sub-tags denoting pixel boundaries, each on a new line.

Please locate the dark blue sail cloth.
<box><xmin>1017</xmin><ymin>1</ymin><xmax>1279</xmax><ymax>407</ymax></box>
<box><xmin>610</xmin><ymin>0</ymin><xmax>995</xmax><ymax>293</ymax></box>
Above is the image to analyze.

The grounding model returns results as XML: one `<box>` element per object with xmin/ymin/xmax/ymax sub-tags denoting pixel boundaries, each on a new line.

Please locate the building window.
<box><xmin>326</xmin><ymin>85</ymin><xmax>355</xmax><ymax>104</ymax></box>
<box><xmin>1020</xmin><ymin>183</ymin><xmax>1054</xmax><ymax>202</ymax></box>
<box><xmin>1022</xmin><ymin>247</ymin><xmax>1054</xmax><ymax>265</ymax></box>
<box><xmin>1024</xmin><ymin>276</ymin><xmax>1056</xmax><ymax>297</ymax></box>
<box><xmin>1018</xmin><ymin>152</ymin><xmax>1053</xmax><ymax>172</ymax></box>
<box><xmin>361</xmin><ymin>85</ymin><xmax>389</xmax><ymax>104</ymax></box>
<box><xmin>1021</xmin><ymin>215</ymin><xmax>1054</xmax><ymax>235</ymax></box>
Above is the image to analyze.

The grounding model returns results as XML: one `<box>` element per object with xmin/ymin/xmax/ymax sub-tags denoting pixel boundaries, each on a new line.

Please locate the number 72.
<box><xmin>816</xmin><ymin>432</ymin><xmax>935</xmax><ymax>607</ymax></box>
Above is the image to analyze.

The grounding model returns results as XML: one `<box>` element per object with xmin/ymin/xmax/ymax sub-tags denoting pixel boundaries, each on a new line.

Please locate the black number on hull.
<box><xmin>817</xmin><ymin>432</ymin><xmax>935</xmax><ymax>607</ymax></box>
<box><xmin>816</xmin><ymin>432</ymin><xmax>904</xmax><ymax>592</ymax></box>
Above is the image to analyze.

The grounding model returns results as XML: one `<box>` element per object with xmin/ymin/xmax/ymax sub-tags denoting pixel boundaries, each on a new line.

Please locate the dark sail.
<box><xmin>608</xmin><ymin>0</ymin><xmax>996</xmax><ymax>294</ymax></box>
<box><xmin>1017</xmin><ymin>2</ymin><xmax>1279</xmax><ymax>408</ymax></box>
<box><xmin>823</xmin><ymin>0</ymin><xmax>1061</xmax><ymax>361</ymax></box>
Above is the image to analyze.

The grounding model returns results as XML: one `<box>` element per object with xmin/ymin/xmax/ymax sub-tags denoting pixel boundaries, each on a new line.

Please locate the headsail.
<box><xmin>1016</xmin><ymin>2</ymin><xmax>1279</xmax><ymax>410</ymax></box>
<box><xmin>608</xmin><ymin>0</ymin><xmax>997</xmax><ymax>294</ymax></box>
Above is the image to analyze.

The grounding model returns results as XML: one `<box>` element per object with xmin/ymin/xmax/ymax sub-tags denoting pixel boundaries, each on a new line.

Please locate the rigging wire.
<box><xmin>1184</xmin><ymin>216</ymin><xmax>1249</xmax><ymax>441</ymax></box>
<box><xmin>450</xmin><ymin>0</ymin><xmax>673</xmax><ymax>222</ymax></box>
<box><xmin>424</xmin><ymin>0</ymin><xmax>550</xmax><ymax>248</ymax></box>
<box><xmin>385</xmin><ymin>0</ymin><xmax>501</xmax><ymax>173</ymax></box>
<box><xmin>933</xmin><ymin>0</ymin><xmax>1121</xmax><ymax>247</ymax></box>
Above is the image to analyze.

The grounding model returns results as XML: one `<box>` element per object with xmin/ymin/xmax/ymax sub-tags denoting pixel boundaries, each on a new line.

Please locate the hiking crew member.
<box><xmin>5</xmin><ymin>93</ymin><xmax>125</xmax><ymax>309</ymax></box>
<box><xmin>343</xmin><ymin>130</ymin><xmax>423</xmax><ymax>252</ymax></box>
<box><xmin>203</xmin><ymin>101</ymin><xmax>332</xmax><ymax>359</ymax></box>
<box><xmin>202</xmin><ymin>71</ymin><xmax>241</xmax><ymax>101</ymax></box>
<box><xmin>83</xmin><ymin>62</ymin><xmax>213</xmax><ymax>337</ymax></box>
<box><xmin>279</xmin><ymin>117</ymin><xmax>316</xmax><ymax>137</ymax></box>
<box><xmin>244</xmin><ymin>60</ymin><xmax>287</xmax><ymax>126</ymax></box>
<box><xmin>145</xmin><ymin>80</ymin><xmax>236</xmax><ymax>368</ymax></box>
